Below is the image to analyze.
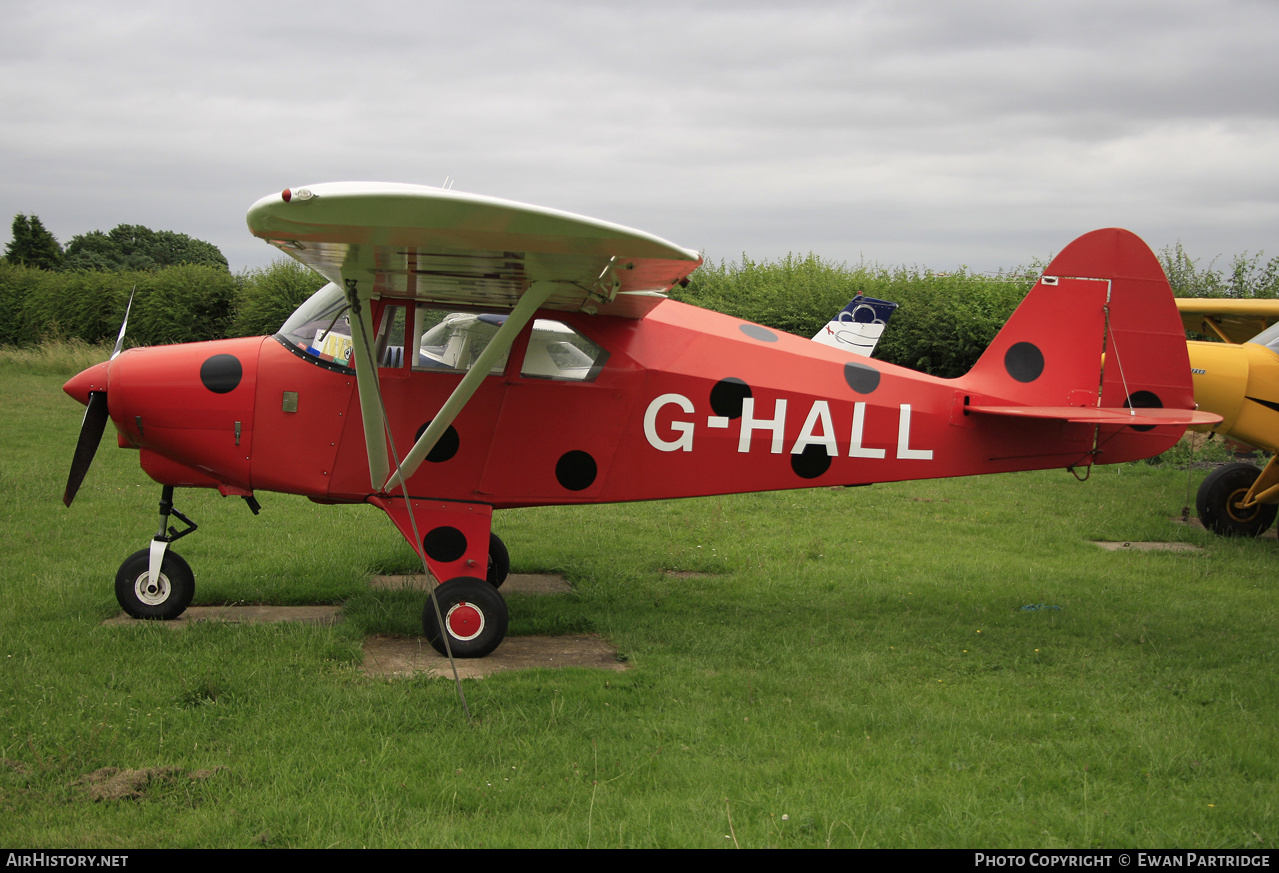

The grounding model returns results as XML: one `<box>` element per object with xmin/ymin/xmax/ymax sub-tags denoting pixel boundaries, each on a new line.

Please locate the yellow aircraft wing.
<box><xmin>1176</xmin><ymin>298</ymin><xmax>1279</xmax><ymax>344</ymax></box>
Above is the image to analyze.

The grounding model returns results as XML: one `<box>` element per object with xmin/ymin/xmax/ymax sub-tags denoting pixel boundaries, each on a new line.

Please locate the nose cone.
<box><xmin>64</xmin><ymin>361</ymin><xmax>110</xmax><ymax>406</ymax></box>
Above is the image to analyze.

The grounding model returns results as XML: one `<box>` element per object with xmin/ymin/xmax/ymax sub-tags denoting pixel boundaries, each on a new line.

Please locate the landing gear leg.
<box><xmin>369</xmin><ymin>497</ymin><xmax>510</xmax><ymax>656</ymax></box>
<box><xmin>115</xmin><ymin>485</ymin><xmax>198</xmax><ymax>619</ymax></box>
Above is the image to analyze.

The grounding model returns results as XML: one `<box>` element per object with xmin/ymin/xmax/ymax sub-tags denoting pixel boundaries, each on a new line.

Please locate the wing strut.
<box><xmin>343</xmin><ymin>279</ymin><xmax>392</xmax><ymax>491</ymax></box>
<box><xmin>382</xmin><ymin>280</ymin><xmax>559</xmax><ymax>493</ymax></box>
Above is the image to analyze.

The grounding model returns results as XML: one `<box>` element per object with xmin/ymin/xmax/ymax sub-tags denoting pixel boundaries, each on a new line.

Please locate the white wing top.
<box><xmin>247</xmin><ymin>182</ymin><xmax>702</xmax><ymax>318</ymax></box>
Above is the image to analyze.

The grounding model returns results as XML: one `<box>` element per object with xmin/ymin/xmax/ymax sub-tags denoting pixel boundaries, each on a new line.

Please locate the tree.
<box><xmin>4</xmin><ymin>214</ymin><xmax>63</xmax><ymax>270</ymax></box>
<box><xmin>63</xmin><ymin>224</ymin><xmax>228</xmax><ymax>272</ymax></box>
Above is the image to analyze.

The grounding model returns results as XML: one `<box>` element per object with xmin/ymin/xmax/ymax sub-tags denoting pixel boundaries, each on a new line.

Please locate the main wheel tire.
<box><xmin>487</xmin><ymin>532</ymin><xmax>510</xmax><ymax>588</ymax></box>
<box><xmin>423</xmin><ymin>576</ymin><xmax>509</xmax><ymax>658</ymax></box>
<box><xmin>1197</xmin><ymin>462</ymin><xmax>1278</xmax><ymax>537</ymax></box>
<box><xmin>115</xmin><ymin>548</ymin><xmax>194</xmax><ymax>619</ymax></box>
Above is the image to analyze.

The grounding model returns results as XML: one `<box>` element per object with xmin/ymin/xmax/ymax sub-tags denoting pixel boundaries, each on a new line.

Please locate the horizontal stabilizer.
<box><xmin>968</xmin><ymin>405</ymin><xmax>1222</xmax><ymax>427</ymax></box>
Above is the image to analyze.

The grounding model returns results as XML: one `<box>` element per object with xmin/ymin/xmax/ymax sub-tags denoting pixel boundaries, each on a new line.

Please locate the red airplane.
<box><xmin>62</xmin><ymin>183</ymin><xmax>1218</xmax><ymax>657</ymax></box>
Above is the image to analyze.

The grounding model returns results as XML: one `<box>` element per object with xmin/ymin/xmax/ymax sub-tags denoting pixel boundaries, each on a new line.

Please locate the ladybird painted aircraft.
<box><xmin>1175</xmin><ymin>298</ymin><xmax>1279</xmax><ymax>536</ymax></box>
<box><xmin>62</xmin><ymin>183</ymin><xmax>1218</xmax><ymax>657</ymax></box>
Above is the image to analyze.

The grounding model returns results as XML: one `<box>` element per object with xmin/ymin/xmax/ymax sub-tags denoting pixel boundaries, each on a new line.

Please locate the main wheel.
<box><xmin>115</xmin><ymin>548</ymin><xmax>194</xmax><ymax>619</ymax></box>
<box><xmin>487</xmin><ymin>532</ymin><xmax>510</xmax><ymax>588</ymax></box>
<box><xmin>423</xmin><ymin>576</ymin><xmax>509</xmax><ymax>658</ymax></box>
<box><xmin>1197</xmin><ymin>463</ymin><xmax>1278</xmax><ymax>537</ymax></box>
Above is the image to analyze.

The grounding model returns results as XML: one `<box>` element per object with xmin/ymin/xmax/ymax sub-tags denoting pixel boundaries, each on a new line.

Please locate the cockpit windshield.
<box><xmin>275</xmin><ymin>282</ymin><xmax>355</xmax><ymax>370</ymax></box>
<box><xmin>1247</xmin><ymin>321</ymin><xmax>1279</xmax><ymax>353</ymax></box>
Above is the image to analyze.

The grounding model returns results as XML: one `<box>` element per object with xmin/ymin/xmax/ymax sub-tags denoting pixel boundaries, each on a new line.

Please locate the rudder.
<box><xmin>961</xmin><ymin>228</ymin><xmax>1198</xmax><ymax>464</ymax></box>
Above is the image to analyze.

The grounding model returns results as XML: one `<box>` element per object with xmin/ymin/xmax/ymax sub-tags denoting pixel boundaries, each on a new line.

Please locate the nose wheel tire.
<box><xmin>424</xmin><ymin>576</ymin><xmax>509</xmax><ymax>658</ymax></box>
<box><xmin>487</xmin><ymin>532</ymin><xmax>510</xmax><ymax>588</ymax></box>
<box><xmin>1197</xmin><ymin>462</ymin><xmax>1278</xmax><ymax>537</ymax></box>
<box><xmin>115</xmin><ymin>548</ymin><xmax>195</xmax><ymax>619</ymax></box>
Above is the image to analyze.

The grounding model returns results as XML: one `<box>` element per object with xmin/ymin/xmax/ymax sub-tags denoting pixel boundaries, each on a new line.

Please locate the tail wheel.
<box><xmin>1197</xmin><ymin>462</ymin><xmax>1278</xmax><ymax>537</ymax></box>
<box><xmin>487</xmin><ymin>532</ymin><xmax>510</xmax><ymax>588</ymax></box>
<box><xmin>115</xmin><ymin>548</ymin><xmax>194</xmax><ymax>619</ymax></box>
<box><xmin>423</xmin><ymin>576</ymin><xmax>508</xmax><ymax>658</ymax></box>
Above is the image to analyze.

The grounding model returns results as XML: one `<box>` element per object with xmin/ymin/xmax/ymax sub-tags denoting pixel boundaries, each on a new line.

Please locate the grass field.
<box><xmin>0</xmin><ymin>346</ymin><xmax>1276</xmax><ymax>848</ymax></box>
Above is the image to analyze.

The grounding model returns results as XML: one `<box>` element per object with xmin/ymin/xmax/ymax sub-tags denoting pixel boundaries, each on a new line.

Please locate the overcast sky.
<box><xmin>3</xmin><ymin>0</ymin><xmax>1277</xmax><ymax>275</ymax></box>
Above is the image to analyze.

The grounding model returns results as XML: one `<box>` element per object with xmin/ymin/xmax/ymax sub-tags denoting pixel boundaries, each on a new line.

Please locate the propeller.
<box><xmin>62</xmin><ymin>288</ymin><xmax>134</xmax><ymax>508</ymax></box>
<box><xmin>110</xmin><ymin>287</ymin><xmax>133</xmax><ymax>361</ymax></box>
<box><xmin>62</xmin><ymin>392</ymin><xmax>109</xmax><ymax>507</ymax></box>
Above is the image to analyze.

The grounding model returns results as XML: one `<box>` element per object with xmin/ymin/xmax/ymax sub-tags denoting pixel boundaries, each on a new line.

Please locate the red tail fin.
<box><xmin>961</xmin><ymin>228</ymin><xmax>1203</xmax><ymax>464</ymax></box>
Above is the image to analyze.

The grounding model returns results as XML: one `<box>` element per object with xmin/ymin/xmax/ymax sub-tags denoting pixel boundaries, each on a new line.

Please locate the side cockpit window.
<box><xmin>279</xmin><ymin>291</ymin><xmax>611</xmax><ymax>382</ymax></box>
<box><xmin>413</xmin><ymin>309</ymin><xmax>510</xmax><ymax>375</ymax></box>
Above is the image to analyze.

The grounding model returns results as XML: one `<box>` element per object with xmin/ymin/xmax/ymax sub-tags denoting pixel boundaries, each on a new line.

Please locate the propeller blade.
<box><xmin>111</xmin><ymin>287</ymin><xmax>135</xmax><ymax>360</ymax></box>
<box><xmin>63</xmin><ymin>391</ymin><xmax>109</xmax><ymax>507</ymax></box>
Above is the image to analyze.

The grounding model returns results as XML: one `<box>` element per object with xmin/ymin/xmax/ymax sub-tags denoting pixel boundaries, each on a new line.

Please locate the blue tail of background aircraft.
<box><xmin>810</xmin><ymin>295</ymin><xmax>899</xmax><ymax>356</ymax></box>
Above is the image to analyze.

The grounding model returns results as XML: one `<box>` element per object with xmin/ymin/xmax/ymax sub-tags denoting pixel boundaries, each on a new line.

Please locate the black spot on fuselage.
<box><xmin>556</xmin><ymin>450</ymin><xmax>597</xmax><ymax>491</ymax></box>
<box><xmin>710</xmin><ymin>378</ymin><xmax>752</xmax><ymax>419</ymax></box>
<box><xmin>200</xmin><ymin>354</ymin><xmax>242</xmax><ymax>394</ymax></box>
<box><xmin>843</xmin><ymin>361</ymin><xmax>881</xmax><ymax>394</ymax></box>
<box><xmin>414</xmin><ymin>421</ymin><xmax>460</xmax><ymax>463</ymax></box>
<box><xmin>739</xmin><ymin>324</ymin><xmax>778</xmax><ymax>343</ymax></box>
<box><xmin>423</xmin><ymin>526</ymin><xmax>467</xmax><ymax>563</ymax></box>
<box><xmin>1004</xmin><ymin>342</ymin><xmax>1044</xmax><ymax>383</ymax></box>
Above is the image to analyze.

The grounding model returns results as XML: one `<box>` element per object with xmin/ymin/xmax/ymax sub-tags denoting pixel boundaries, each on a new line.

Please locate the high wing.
<box><xmin>247</xmin><ymin>182</ymin><xmax>701</xmax><ymax>318</ymax></box>
<box><xmin>1176</xmin><ymin>298</ymin><xmax>1279</xmax><ymax>344</ymax></box>
<box><xmin>246</xmin><ymin>183</ymin><xmax>702</xmax><ymax>493</ymax></box>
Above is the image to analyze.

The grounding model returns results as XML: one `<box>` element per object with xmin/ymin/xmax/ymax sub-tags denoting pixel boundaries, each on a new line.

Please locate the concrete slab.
<box><xmin>361</xmin><ymin>633</ymin><xmax>629</xmax><ymax>679</ymax></box>
<box><xmin>103</xmin><ymin>605</ymin><xmax>343</xmax><ymax>627</ymax></box>
<box><xmin>1092</xmin><ymin>541</ymin><xmax>1202</xmax><ymax>552</ymax></box>
<box><xmin>369</xmin><ymin>573</ymin><xmax>572</xmax><ymax>594</ymax></box>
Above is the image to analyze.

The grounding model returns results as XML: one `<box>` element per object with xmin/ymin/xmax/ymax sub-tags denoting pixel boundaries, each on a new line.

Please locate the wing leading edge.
<box><xmin>246</xmin><ymin>182</ymin><xmax>702</xmax><ymax>318</ymax></box>
<box><xmin>1176</xmin><ymin>298</ymin><xmax>1279</xmax><ymax>345</ymax></box>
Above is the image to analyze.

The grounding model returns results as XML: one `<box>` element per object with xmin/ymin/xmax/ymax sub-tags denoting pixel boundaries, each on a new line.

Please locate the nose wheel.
<box><xmin>114</xmin><ymin>485</ymin><xmax>201</xmax><ymax>619</ymax></box>
<box><xmin>115</xmin><ymin>548</ymin><xmax>194</xmax><ymax>619</ymax></box>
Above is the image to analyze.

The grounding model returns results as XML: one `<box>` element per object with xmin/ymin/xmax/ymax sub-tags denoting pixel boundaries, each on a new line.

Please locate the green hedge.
<box><xmin>2</xmin><ymin>243</ymin><xmax>1269</xmax><ymax>379</ymax></box>
<box><xmin>0</xmin><ymin>263</ymin><xmax>237</xmax><ymax>347</ymax></box>
<box><xmin>675</xmin><ymin>254</ymin><xmax>1033</xmax><ymax>377</ymax></box>
<box><xmin>231</xmin><ymin>259</ymin><xmax>327</xmax><ymax>338</ymax></box>
<box><xmin>0</xmin><ymin>259</ymin><xmax>323</xmax><ymax>349</ymax></box>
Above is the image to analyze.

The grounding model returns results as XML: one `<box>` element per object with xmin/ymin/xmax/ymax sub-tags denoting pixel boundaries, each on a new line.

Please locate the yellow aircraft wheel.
<box><xmin>1196</xmin><ymin>463</ymin><xmax>1278</xmax><ymax>537</ymax></box>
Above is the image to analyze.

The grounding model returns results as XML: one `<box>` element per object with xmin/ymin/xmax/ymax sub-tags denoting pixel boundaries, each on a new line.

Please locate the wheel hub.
<box><xmin>1226</xmin><ymin>489</ymin><xmax>1260</xmax><ymax>523</ymax></box>
<box><xmin>445</xmin><ymin>602</ymin><xmax>484</xmax><ymax>641</ymax></box>
<box><xmin>133</xmin><ymin>572</ymin><xmax>171</xmax><ymax>606</ymax></box>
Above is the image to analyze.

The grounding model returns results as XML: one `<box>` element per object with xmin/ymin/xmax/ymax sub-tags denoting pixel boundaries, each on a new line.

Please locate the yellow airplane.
<box><xmin>1178</xmin><ymin>299</ymin><xmax>1279</xmax><ymax>536</ymax></box>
